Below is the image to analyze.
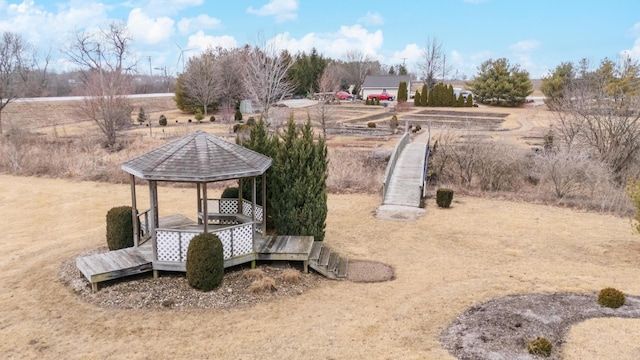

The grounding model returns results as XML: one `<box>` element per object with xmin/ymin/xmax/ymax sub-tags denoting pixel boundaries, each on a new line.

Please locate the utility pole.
<box><xmin>147</xmin><ymin>56</ymin><xmax>152</xmax><ymax>77</ymax></box>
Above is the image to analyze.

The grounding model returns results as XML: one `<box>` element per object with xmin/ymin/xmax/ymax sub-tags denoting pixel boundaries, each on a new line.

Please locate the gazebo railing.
<box><xmin>137</xmin><ymin>208</ymin><xmax>151</xmax><ymax>244</ymax></box>
<box><xmin>203</xmin><ymin>198</ymin><xmax>263</xmax><ymax>223</ymax></box>
<box><xmin>156</xmin><ymin>222</ymin><xmax>254</xmax><ymax>262</ymax></box>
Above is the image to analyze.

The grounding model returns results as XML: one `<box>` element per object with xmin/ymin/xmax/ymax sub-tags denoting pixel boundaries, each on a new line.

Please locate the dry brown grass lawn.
<box><xmin>1</xmin><ymin>174</ymin><xmax>640</xmax><ymax>359</ymax></box>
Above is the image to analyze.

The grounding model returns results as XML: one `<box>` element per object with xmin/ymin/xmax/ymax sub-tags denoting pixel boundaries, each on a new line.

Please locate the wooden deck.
<box><xmin>255</xmin><ymin>235</ymin><xmax>315</xmax><ymax>272</ymax></box>
<box><xmin>76</xmin><ymin>217</ymin><xmax>319</xmax><ymax>291</ymax></box>
<box><xmin>383</xmin><ymin>142</ymin><xmax>427</xmax><ymax>207</ymax></box>
<box><xmin>76</xmin><ymin>245</ymin><xmax>153</xmax><ymax>292</ymax></box>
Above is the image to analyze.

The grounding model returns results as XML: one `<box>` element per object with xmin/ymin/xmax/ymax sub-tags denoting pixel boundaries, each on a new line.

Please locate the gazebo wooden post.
<box><xmin>149</xmin><ymin>180</ymin><xmax>159</xmax><ymax>278</ymax></box>
<box><xmin>202</xmin><ymin>183</ymin><xmax>209</xmax><ymax>234</ymax></box>
<box><xmin>251</xmin><ymin>176</ymin><xmax>257</xmax><ymax>269</ymax></box>
<box><xmin>130</xmin><ymin>174</ymin><xmax>139</xmax><ymax>248</ymax></box>
<box><xmin>262</xmin><ymin>172</ymin><xmax>267</xmax><ymax>234</ymax></box>
<box><xmin>196</xmin><ymin>183</ymin><xmax>202</xmax><ymax>225</ymax></box>
<box><xmin>238</xmin><ymin>178</ymin><xmax>243</xmax><ymax>215</ymax></box>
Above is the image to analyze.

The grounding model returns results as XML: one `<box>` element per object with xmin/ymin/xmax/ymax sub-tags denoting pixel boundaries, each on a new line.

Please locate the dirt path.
<box><xmin>1</xmin><ymin>175</ymin><xmax>640</xmax><ymax>359</ymax></box>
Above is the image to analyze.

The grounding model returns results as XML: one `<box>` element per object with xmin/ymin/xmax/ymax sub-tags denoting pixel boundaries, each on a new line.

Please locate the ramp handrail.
<box><xmin>382</xmin><ymin>132</ymin><xmax>410</xmax><ymax>201</ymax></box>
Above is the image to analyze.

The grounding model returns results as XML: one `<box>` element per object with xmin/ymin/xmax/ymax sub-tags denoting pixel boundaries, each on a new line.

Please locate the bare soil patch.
<box><xmin>441</xmin><ymin>292</ymin><xmax>640</xmax><ymax>359</ymax></box>
<box><xmin>347</xmin><ymin>260</ymin><xmax>395</xmax><ymax>283</ymax></box>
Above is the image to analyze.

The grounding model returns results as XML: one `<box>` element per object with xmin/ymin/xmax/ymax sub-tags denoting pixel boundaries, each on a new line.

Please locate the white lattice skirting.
<box><xmin>157</xmin><ymin>224</ymin><xmax>253</xmax><ymax>262</ymax></box>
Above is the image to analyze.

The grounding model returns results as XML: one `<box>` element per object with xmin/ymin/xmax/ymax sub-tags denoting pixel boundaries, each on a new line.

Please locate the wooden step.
<box><xmin>336</xmin><ymin>257</ymin><xmax>348</xmax><ymax>278</ymax></box>
<box><xmin>328</xmin><ymin>252</ymin><xmax>340</xmax><ymax>274</ymax></box>
<box><xmin>309</xmin><ymin>241</ymin><xmax>322</xmax><ymax>263</ymax></box>
<box><xmin>317</xmin><ymin>246</ymin><xmax>330</xmax><ymax>267</ymax></box>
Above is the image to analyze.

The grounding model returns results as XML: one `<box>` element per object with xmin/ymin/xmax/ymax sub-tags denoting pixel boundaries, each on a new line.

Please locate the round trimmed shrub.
<box><xmin>221</xmin><ymin>187</ymin><xmax>239</xmax><ymax>199</ymax></box>
<box><xmin>436</xmin><ymin>188</ymin><xmax>454</xmax><ymax>208</ymax></box>
<box><xmin>209</xmin><ymin>115</ymin><xmax>216</xmax><ymax>122</ymax></box>
<box><xmin>186</xmin><ymin>233</ymin><xmax>224</xmax><ymax>291</ymax></box>
<box><xmin>526</xmin><ymin>337</ymin><xmax>552</xmax><ymax>357</ymax></box>
<box><xmin>246</xmin><ymin>117</ymin><xmax>256</xmax><ymax>126</ymax></box>
<box><xmin>367</xmin><ymin>122</ymin><xmax>376</xmax><ymax>128</ymax></box>
<box><xmin>106</xmin><ymin>206</ymin><xmax>134</xmax><ymax>250</ymax></box>
<box><xmin>598</xmin><ymin>287</ymin><xmax>625</xmax><ymax>308</ymax></box>
<box><xmin>158</xmin><ymin>114</ymin><xmax>167</xmax><ymax>126</ymax></box>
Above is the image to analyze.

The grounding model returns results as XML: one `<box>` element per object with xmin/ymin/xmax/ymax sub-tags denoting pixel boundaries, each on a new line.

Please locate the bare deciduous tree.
<box><xmin>80</xmin><ymin>70</ymin><xmax>132</xmax><ymax>147</ymax></box>
<box><xmin>182</xmin><ymin>50</ymin><xmax>217</xmax><ymax>116</ymax></box>
<box><xmin>214</xmin><ymin>48</ymin><xmax>245</xmax><ymax>115</ymax></box>
<box><xmin>419</xmin><ymin>37</ymin><xmax>451</xmax><ymax>90</ymax></box>
<box><xmin>0</xmin><ymin>32</ymin><xmax>32</xmax><ymax>136</ymax></box>
<box><xmin>63</xmin><ymin>22</ymin><xmax>135</xmax><ymax>147</ymax></box>
<box><xmin>345</xmin><ymin>50</ymin><xmax>374</xmax><ymax>97</ymax></box>
<box><xmin>532</xmin><ymin>148</ymin><xmax>612</xmax><ymax>199</ymax></box>
<box><xmin>313</xmin><ymin>62</ymin><xmax>342</xmax><ymax>137</ymax></box>
<box><xmin>243</xmin><ymin>43</ymin><xmax>294</xmax><ymax>122</ymax></box>
<box><xmin>554</xmin><ymin>58</ymin><xmax>640</xmax><ymax>181</ymax></box>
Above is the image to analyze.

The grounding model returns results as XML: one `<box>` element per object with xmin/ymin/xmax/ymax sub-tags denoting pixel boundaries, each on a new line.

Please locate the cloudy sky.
<box><xmin>1</xmin><ymin>0</ymin><xmax>639</xmax><ymax>79</ymax></box>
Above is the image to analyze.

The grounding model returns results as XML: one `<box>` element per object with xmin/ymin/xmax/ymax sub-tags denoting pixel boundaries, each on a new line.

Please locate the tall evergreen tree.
<box><xmin>397</xmin><ymin>81</ymin><xmax>408</xmax><ymax>102</ymax></box>
<box><xmin>421</xmin><ymin>84</ymin><xmax>429</xmax><ymax>106</ymax></box>
<box><xmin>238</xmin><ymin>118</ymin><xmax>279</xmax><ymax>227</ymax></box>
<box><xmin>466</xmin><ymin>93</ymin><xmax>474</xmax><ymax>107</ymax></box>
<box><xmin>269</xmin><ymin>115</ymin><xmax>328</xmax><ymax>241</ymax></box>
<box><xmin>414</xmin><ymin>90</ymin><xmax>421</xmax><ymax>106</ymax></box>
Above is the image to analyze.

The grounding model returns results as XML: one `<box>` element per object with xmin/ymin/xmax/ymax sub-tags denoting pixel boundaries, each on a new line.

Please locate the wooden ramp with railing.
<box><xmin>382</xmin><ymin>141</ymin><xmax>429</xmax><ymax>207</ymax></box>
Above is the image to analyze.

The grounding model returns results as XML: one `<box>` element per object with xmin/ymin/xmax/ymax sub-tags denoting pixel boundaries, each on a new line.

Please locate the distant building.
<box><xmin>361</xmin><ymin>75</ymin><xmax>411</xmax><ymax>100</ymax></box>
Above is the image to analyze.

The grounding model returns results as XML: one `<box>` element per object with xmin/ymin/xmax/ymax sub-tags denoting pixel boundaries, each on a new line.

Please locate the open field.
<box><xmin>2</xmin><ymin>96</ymin><xmax>640</xmax><ymax>358</ymax></box>
<box><xmin>1</xmin><ymin>175</ymin><xmax>640</xmax><ymax>359</ymax></box>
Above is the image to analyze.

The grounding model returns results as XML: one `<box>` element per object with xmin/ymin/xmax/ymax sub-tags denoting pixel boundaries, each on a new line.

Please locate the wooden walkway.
<box><xmin>383</xmin><ymin>142</ymin><xmax>428</xmax><ymax>207</ymax></box>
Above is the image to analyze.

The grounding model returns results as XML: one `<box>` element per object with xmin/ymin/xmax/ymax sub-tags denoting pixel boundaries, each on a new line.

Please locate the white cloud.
<box><xmin>0</xmin><ymin>0</ymin><xmax>108</xmax><ymax>46</ymax></box>
<box><xmin>177</xmin><ymin>14</ymin><xmax>222</xmax><ymax>35</ymax></box>
<box><xmin>510</xmin><ymin>39</ymin><xmax>540</xmax><ymax>53</ymax></box>
<box><xmin>622</xmin><ymin>22</ymin><xmax>640</xmax><ymax>60</ymax></box>
<box><xmin>267</xmin><ymin>24</ymin><xmax>383</xmax><ymax>60</ymax></box>
<box><xmin>186</xmin><ymin>30</ymin><xmax>237</xmax><ymax>52</ymax></box>
<box><xmin>358</xmin><ymin>11</ymin><xmax>384</xmax><ymax>26</ymax></box>
<box><xmin>127</xmin><ymin>8</ymin><xmax>174</xmax><ymax>44</ymax></box>
<box><xmin>146</xmin><ymin>0</ymin><xmax>204</xmax><ymax>15</ymax></box>
<box><xmin>388</xmin><ymin>43</ymin><xmax>421</xmax><ymax>66</ymax></box>
<box><xmin>509</xmin><ymin>40</ymin><xmax>541</xmax><ymax>74</ymax></box>
<box><xmin>247</xmin><ymin>0</ymin><xmax>298</xmax><ymax>23</ymax></box>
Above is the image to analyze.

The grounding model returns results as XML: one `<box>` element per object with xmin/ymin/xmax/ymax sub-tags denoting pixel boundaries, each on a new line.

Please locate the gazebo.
<box><xmin>76</xmin><ymin>130</ymin><xmax>327</xmax><ymax>292</ymax></box>
<box><xmin>121</xmin><ymin>130</ymin><xmax>272</xmax><ymax>274</ymax></box>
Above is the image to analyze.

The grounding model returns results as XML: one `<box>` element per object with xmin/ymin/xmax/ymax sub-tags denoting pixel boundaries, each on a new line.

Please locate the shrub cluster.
<box><xmin>186</xmin><ymin>233</ymin><xmax>224</xmax><ymax>291</ymax></box>
<box><xmin>598</xmin><ymin>287</ymin><xmax>625</xmax><ymax>308</ymax></box>
<box><xmin>526</xmin><ymin>337</ymin><xmax>552</xmax><ymax>357</ymax></box>
<box><xmin>106</xmin><ymin>206</ymin><xmax>134</xmax><ymax>250</ymax></box>
<box><xmin>436</xmin><ymin>188</ymin><xmax>454</xmax><ymax>208</ymax></box>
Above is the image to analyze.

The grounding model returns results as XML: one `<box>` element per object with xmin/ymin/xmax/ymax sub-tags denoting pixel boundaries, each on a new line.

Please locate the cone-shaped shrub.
<box><xmin>186</xmin><ymin>233</ymin><xmax>224</xmax><ymax>291</ymax></box>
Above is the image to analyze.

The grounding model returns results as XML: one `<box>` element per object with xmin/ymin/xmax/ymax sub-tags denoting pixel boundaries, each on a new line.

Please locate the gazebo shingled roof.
<box><xmin>121</xmin><ymin>130</ymin><xmax>272</xmax><ymax>182</ymax></box>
